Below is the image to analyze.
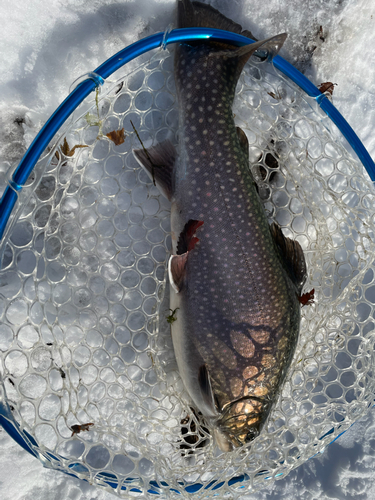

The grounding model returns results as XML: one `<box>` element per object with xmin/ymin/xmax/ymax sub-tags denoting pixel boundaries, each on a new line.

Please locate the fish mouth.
<box><xmin>215</xmin><ymin>394</ymin><xmax>271</xmax><ymax>449</ymax></box>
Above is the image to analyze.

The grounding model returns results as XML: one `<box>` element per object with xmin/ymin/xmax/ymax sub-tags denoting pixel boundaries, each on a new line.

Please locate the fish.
<box><xmin>134</xmin><ymin>0</ymin><xmax>309</xmax><ymax>452</ymax></box>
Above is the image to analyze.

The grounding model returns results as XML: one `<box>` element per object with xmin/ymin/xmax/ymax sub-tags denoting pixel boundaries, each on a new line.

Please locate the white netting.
<box><xmin>1</xmin><ymin>48</ymin><xmax>375</xmax><ymax>498</ymax></box>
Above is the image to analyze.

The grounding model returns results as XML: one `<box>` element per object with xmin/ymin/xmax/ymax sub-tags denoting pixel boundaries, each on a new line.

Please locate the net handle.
<box><xmin>0</xmin><ymin>27</ymin><xmax>374</xmax><ymax>239</ymax></box>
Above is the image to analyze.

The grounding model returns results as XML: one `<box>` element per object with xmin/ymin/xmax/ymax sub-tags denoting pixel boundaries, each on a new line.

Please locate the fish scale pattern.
<box><xmin>0</xmin><ymin>50</ymin><xmax>375</xmax><ymax>498</ymax></box>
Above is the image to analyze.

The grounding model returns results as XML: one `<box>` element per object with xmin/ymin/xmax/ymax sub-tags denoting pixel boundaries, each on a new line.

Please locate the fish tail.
<box><xmin>176</xmin><ymin>0</ymin><xmax>287</xmax><ymax>92</ymax></box>
<box><xmin>177</xmin><ymin>0</ymin><xmax>255</xmax><ymax>48</ymax></box>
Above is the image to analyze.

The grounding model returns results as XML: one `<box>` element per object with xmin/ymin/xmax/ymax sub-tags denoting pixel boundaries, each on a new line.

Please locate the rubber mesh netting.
<box><xmin>0</xmin><ymin>48</ymin><xmax>375</xmax><ymax>499</ymax></box>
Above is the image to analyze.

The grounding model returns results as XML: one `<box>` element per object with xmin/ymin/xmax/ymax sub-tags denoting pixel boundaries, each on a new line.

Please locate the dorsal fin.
<box><xmin>270</xmin><ymin>222</ymin><xmax>307</xmax><ymax>294</ymax></box>
<box><xmin>133</xmin><ymin>139</ymin><xmax>176</xmax><ymax>200</ymax></box>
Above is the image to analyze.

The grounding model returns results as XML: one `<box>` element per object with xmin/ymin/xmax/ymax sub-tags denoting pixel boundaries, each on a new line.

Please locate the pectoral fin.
<box><xmin>169</xmin><ymin>220</ymin><xmax>204</xmax><ymax>293</ymax></box>
<box><xmin>169</xmin><ymin>253</ymin><xmax>188</xmax><ymax>293</ymax></box>
<box><xmin>213</xmin><ymin>428</ymin><xmax>234</xmax><ymax>452</ymax></box>
<box><xmin>133</xmin><ymin>139</ymin><xmax>176</xmax><ymax>200</ymax></box>
<box><xmin>198</xmin><ymin>364</ymin><xmax>219</xmax><ymax>417</ymax></box>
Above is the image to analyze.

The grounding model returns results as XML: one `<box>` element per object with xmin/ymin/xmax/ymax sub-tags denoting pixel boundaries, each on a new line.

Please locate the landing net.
<box><xmin>0</xmin><ymin>44</ymin><xmax>375</xmax><ymax>499</ymax></box>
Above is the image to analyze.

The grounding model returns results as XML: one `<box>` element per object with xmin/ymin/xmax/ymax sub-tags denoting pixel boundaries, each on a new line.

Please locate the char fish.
<box><xmin>134</xmin><ymin>0</ymin><xmax>309</xmax><ymax>452</ymax></box>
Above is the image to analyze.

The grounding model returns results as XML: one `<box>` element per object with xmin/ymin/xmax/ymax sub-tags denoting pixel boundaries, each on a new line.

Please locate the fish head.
<box><xmin>214</xmin><ymin>395</ymin><xmax>270</xmax><ymax>451</ymax></box>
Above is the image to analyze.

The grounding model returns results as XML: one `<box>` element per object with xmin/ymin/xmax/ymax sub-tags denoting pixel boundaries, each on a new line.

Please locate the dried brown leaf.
<box><xmin>106</xmin><ymin>128</ymin><xmax>126</xmax><ymax>146</ymax></box>
<box><xmin>71</xmin><ymin>423</ymin><xmax>94</xmax><ymax>437</ymax></box>
<box><xmin>55</xmin><ymin>137</ymin><xmax>88</xmax><ymax>160</ymax></box>
<box><xmin>318</xmin><ymin>82</ymin><xmax>336</xmax><ymax>96</ymax></box>
<box><xmin>299</xmin><ymin>288</ymin><xmax>315</xmax><ymax>307</ymax></box>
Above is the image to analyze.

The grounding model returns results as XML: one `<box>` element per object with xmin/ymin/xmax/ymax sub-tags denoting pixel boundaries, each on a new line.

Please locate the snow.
<box><xmin>1</xmin><ymin>0</ymin><xmax>375</xmax><ymax>498</ymax></box>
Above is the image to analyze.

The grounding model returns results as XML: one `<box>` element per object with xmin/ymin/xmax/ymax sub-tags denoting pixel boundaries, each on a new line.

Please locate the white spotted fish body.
<box><xmin>134</xmin><ymin>0</ymin><xmax>308</xmax><ymax>452</ymax></box>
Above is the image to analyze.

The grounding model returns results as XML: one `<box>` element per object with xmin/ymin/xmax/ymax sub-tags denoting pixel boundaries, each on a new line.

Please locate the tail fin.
<box><xmin>175</xmin><ymin>1</ymin><xmax>287</xmax><ymax>99</ymax></box>
<box><xmin>176</xmin><ymin>0</ymin><xmax>286</xmax><ymax>60</ymax></box>
<box><xmin>209</xmin><ymin>33</ymin><xmax>288</xmax><ymax>76</ymax></box>
<box><xmin>177</xmin><ymin>0</ymin><xmax>254</xmax><ymax>38</ymax></box>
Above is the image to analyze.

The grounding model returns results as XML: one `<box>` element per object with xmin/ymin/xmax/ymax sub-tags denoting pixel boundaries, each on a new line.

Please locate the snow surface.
<box><xmin>1</xmin><ymin>0</ymin><xmax>375</xmax><ymax>498</ymax></box>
